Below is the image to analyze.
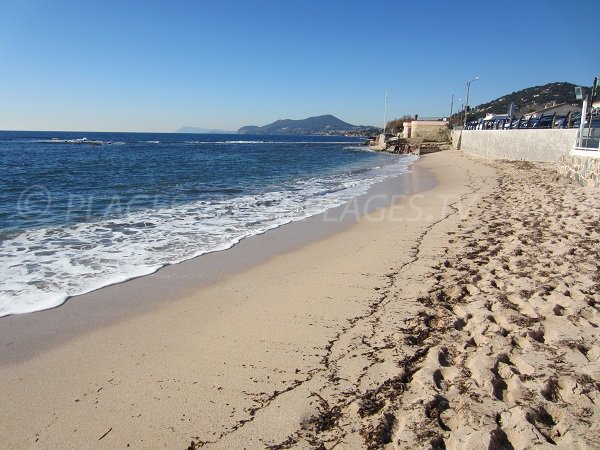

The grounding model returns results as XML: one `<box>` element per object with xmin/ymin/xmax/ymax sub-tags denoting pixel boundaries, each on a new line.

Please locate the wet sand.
<box><xmin>1</xmin><ymin>151</ymin><xmax>599</xmax><ymax>449</ymax></box>
<box><xmin>0</xmin><ymin>158</ymin><xmax>432</xmax><ymax>364</ymax></box>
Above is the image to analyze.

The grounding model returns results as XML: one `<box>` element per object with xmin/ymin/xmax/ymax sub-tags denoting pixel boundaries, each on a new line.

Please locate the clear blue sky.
<box><xmin>1</xmin><ymin>0</ymin><xmax>598</xmax><ymax>132</ymax></box>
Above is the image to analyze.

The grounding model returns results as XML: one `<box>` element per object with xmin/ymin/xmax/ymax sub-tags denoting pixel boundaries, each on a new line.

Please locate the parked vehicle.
<box><xmin>461</xmin><ymin>112</ymin><xmax>598</xmax><ymax>130</ymax></box>
<box><xmin>537</xmin><ymin>115</ymin><xmax>553</xmax><ymax>128</ymax></box>
<box><xmin>553</xmin><ymin>115</ymin><xmax>569</xmax><ymax>128</ymax></box>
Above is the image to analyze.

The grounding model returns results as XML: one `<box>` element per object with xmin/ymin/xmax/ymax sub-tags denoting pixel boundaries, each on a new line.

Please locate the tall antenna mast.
<box><xmin>383</xmin><ymin>91</ymin><xmax>388</xmax><ymax>134</ymax></box>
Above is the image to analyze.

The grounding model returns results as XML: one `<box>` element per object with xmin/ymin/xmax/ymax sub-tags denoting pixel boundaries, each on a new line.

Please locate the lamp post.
<box><xmin>450</xmin><ymin>96</ymin><xmax>462</xmax><ymax>126</ymax></box>
<box><xmin>383</xmin><ymin>91</ymin><xmax>388</xmax><ymax>134</ymax></box>
<box><xmin>463</xmin><ymin>76</ymin><xmax>480</xmax><ymax>129</ymax></box>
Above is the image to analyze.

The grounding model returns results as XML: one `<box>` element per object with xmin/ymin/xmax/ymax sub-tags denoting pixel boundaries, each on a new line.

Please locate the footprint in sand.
<box><xmin>528</xmin><ymin>328</ymin><xmax>545</xmax><ymax>344</ymax></box>
<box><xmin>491</xmin><ymin>367</ymin><xmax>509</xmax><ymax>401</ymax></box>
<box><xmin>540</xmin><ymin>377</ymin><xmax>562</xmax><ymax>403</ymax></box>
<box><xmin>433</xmin><ymin>369</ymin><xmax>446</xmax><ymax>391</ymax></box>
<box><xmin>526</xmin><ymin>405</ymin><xmax>559</xmax><ymax>445</ymax></box>
<box><xmin>552</xmin><ymin>304</ymin><xmax>565</xmax><ymax>316</ymax></box>
<box><xmin>424</xmin><ymin>394</ymin><xmax>451</xmax><ymax>432</ymax></box>
<box><xmin>438</xmin><ymin>348</ymin><xmax>453</xmax><ymax>367</ymax></box>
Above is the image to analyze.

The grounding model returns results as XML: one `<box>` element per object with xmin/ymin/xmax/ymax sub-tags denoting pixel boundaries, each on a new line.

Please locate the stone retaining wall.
<box><xmin>557</xmin><ymin>153</ymin><xmax>600</xmax><ymax>187</ymax></box>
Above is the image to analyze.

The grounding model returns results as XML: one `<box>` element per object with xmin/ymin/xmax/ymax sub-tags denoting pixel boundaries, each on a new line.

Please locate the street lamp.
<box><xmin>463</xmin><ymin>76</ymin><xmax>480</xmax><ymax>129</ymax></box>
<box><xmin>450</xmin><ymin>96</ymin><xmax>462</xmax><ymax>126</ymax></box>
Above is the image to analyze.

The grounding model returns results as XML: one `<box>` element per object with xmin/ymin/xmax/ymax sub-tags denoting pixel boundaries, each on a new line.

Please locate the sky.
<box><xmin>0</xmin><ymin>0</ymin><xmax>598</xmax><ymax>132</ymax></box>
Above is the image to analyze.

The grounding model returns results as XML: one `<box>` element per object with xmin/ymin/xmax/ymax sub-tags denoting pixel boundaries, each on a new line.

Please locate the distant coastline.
<box><xmin>179</xmin><ymin>114</ymin><xmax>379</xmax><ymax>137</ymax></box>
<box><xmin>176</xmin><ymin>126</ymin><xmax>236</xmax><ymax>134</ymax></box>
<box><xmin>237</xmin><ymin>114</ymin><xmax>378</xmax><ymax>136</ymax></box>
<box><xmin>0</xmin><ymin>131</ymin><xmax>400</xmax><ymax>317</ymax></box>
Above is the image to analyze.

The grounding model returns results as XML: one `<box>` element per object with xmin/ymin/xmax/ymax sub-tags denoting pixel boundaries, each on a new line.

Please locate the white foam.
<box><xmin>343</xmin><ymin>145</ymin><xmax>374</xmax><ymax>152</ymax></box>
<box><xmin>184</xmin><ymin>140</ymin><xmax>365</xmax><ymax>145</ymax></box>
<box><xmin>0</xmin><ymin>156</ymin><xmax>417</xmax><ymax>317</ymax></box>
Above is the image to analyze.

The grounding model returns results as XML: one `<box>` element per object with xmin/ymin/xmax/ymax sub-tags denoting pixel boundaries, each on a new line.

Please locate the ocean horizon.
<box><xmin>0</xmin><ymin>131</ymin><xmax>416</xmax><ymax>317</ymax></box>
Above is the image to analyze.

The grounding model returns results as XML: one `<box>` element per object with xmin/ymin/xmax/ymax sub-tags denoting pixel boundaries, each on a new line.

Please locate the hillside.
<box><xmin>453</xmin><ymin>82</ymin><xmax>580</xmax><ymax>123</ymax></box>
<box><xmin>237</xmin><ymin>114</ymin><xmax>378</xmax><ymax>136</ymax></box>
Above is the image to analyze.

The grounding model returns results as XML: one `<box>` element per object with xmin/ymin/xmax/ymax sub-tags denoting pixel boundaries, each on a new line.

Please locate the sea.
<box><xmin>0</xmin><ymin>131</ymin><xmax>417</xmax><ymax>317</ymax></box>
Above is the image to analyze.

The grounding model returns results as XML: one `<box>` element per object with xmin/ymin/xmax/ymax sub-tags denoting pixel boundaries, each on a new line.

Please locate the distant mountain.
<box><xmin>177</xmin><ymin>126</ymin><xmax>235</xmax><ymax>134</ymax></box>
<box><xmin>457</xmin><ymin>82</ymin><xmax>580</xmax><ymax>121</ymax></box>
<box><xmin>238</xmin><ymin>114</ymin><xmax>378</xmax><ymax>136</ymax></box>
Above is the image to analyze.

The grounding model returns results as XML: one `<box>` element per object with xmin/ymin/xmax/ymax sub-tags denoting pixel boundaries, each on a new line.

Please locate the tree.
<box><xmin>386</xmin><ymin>115</ymin><xmax>414</xmax><ymax>134</ymax></box>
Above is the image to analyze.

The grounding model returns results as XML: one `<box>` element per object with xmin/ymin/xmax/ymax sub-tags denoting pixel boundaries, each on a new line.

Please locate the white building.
<box><xmin>524</xmin><ymin>102</ymin><xmax>580</xmax><ymax>119</ymax></box>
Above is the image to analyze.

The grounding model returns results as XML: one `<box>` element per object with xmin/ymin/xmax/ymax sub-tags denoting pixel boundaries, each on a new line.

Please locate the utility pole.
<box><xmin>463</xmin><ymin>76</ymin><xmax>480</xmax><ymax>129</ymax></box>
<box><xmin>588</xmin><ymin>77</ymin><xmax>599</xmax><ymax>144</ymax></box>
<box><xmin>578</xmin><ymin>94</ymin><xmax>588</xmax><ymax>148</ymax></box>
<box><xmin>383</xmin><ymin>91</ymin><xmax>388</xmax><ymax>134</ymax></box>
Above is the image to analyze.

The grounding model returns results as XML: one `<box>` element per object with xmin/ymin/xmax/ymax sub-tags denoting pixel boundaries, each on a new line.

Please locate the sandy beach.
<box><xmin>1</xmin><ymin>151</ymin><xmax>599</xmax><ymax>449</ymax></box>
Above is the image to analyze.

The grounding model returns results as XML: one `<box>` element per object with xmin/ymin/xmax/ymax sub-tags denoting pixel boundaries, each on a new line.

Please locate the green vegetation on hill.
<box><xmin>475</xmin><ymin>82</ymin><xmax>578</xmax><ymax>115</ymax></box>
<box><xmin>450</xmin><ymin>82</ymin><xmax>580</xmax><ymax>124</ymax></box>
<box><xmin>237</xmin><ymin>114</ymin><xmax>378</xmax><ymax>136</ymax></box>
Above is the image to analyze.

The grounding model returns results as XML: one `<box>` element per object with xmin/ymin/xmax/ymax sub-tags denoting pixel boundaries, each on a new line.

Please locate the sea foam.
<box><xmin>0</xmin><ymin>155</ymin><xmax>416</xmax><ymax>317</ymax></box>
<box><xmin>0</xmin><ymin>131</ymin><xmax>417</xmax><ymax>316</ymax></box>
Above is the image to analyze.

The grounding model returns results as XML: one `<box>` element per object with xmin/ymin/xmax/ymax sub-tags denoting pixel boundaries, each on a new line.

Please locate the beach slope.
<box><xmin>1</xmin><ymin>152</ymin><xmax>598</xmax><ymax>449</ymax></box>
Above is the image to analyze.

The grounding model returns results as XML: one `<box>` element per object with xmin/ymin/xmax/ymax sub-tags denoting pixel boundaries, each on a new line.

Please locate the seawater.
<box><xmin>0</xmin><ymin>131</ymin><xmax>417</xmax><ymax>316</ymax></box>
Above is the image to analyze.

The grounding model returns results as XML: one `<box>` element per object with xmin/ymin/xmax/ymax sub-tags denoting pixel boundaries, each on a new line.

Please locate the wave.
<box><xmin>0</xmin><ymin>155</ymin><xmax>416</xmax><ymax>317</ymax></box>
<box><xmin>3</xmin><ymin>138</ymin><xmax>364</xmax><ymax>147</ymax></box>
<box><xmin>343</xmin><ymin>145</ymin><xmax>375</xmax><ymax>152</ymax></box>
<box><xmin>34</xmin><ymin>138</ymin><xmax>126</xmax><ymax>146</ymax></box>
<box><xmin>184</xmin><ymin>140</ymin><xmax>364</xmax><ymax>145</ymax></box>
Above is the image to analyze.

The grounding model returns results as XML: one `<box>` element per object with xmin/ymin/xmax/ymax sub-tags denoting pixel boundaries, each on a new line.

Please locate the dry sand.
<box><xmin>1</xmin><ymin>151</ymin><xmax>599</xmax><ymax>449</ymax></box>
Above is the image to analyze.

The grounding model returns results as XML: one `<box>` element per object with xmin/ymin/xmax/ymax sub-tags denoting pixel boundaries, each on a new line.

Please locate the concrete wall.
<box><xmin>402</xmin><ymin>122</ymin><xmax>411</xmax><ymax>139</ymax></box>
<box><xmin>411</xmin><ymin>121</ymin><xmax>449</xmax><ymax>142</ymax></box>
<box><xmin>452</xmin><ymin>129</ymin><xmax>577</xmax><ymax>162</ymax></box>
